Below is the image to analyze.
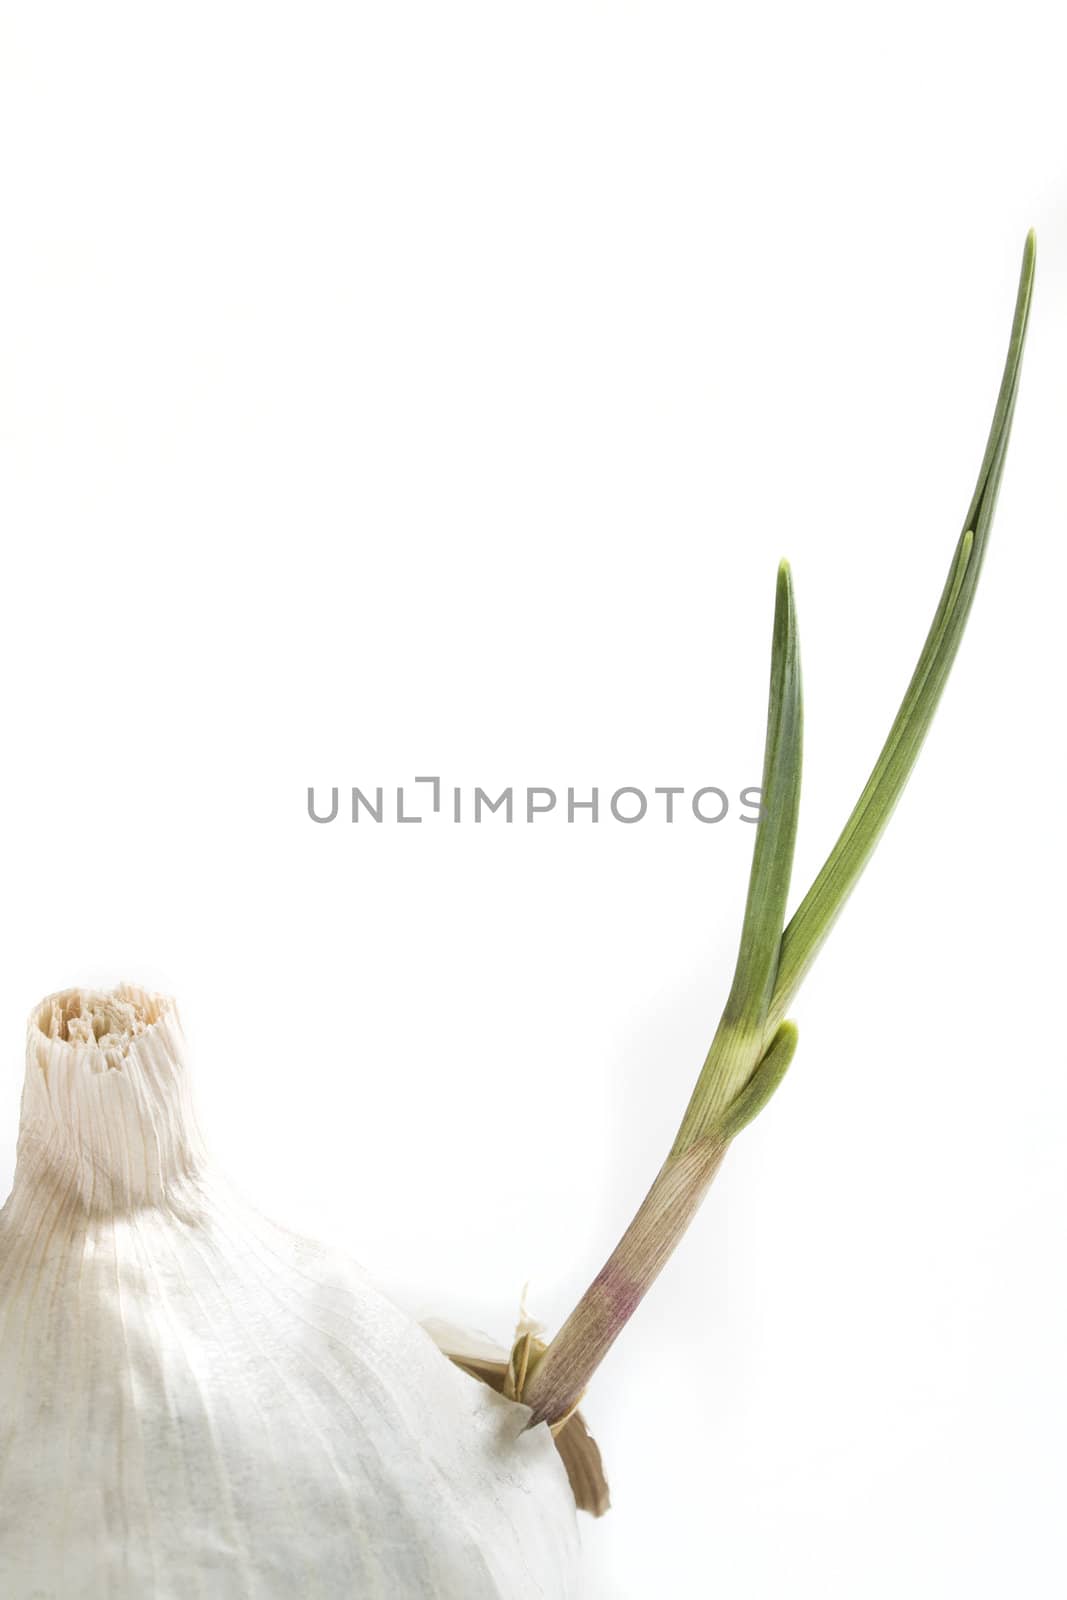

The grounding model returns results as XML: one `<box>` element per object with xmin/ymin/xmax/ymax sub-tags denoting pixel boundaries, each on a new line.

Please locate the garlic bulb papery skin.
<box><xmin>0</xmin><ymin>989</ymin><xmax>581</xmax><ymax>1599</ymax></box>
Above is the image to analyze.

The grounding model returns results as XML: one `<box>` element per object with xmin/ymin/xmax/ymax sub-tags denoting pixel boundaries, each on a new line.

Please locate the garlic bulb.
<box><xmin>0</xmin><ymin>988</ymin><xmax>581</xmax><ymax>1599</ymax></box>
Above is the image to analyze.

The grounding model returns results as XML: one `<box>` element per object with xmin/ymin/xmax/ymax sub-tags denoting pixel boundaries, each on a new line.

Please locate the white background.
<box><xmin>1</xmin><ymin>6</ymin><xmax>1065</xmax><ymax>1596</ymax></box>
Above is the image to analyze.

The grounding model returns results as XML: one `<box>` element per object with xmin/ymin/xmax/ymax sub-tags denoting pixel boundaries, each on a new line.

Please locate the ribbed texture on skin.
<box><xmin>16</xmin><ymin>988</ymin><xmax>207</xmax><ymax>1213</ymax></box>
<box><xmin>0</xmin><ymin>990</ymin><xmax>580</xmax><ymax>1599</ymax></box>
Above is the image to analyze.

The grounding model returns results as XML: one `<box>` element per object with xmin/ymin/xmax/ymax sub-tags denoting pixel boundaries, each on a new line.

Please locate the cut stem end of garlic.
<box><xmin>33</xmin><ymin>986</ymin><xmax>171</xmax><ymax>1072</ymax></box>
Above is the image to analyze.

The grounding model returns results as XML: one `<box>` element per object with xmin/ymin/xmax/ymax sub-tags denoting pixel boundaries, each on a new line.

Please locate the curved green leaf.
<box><xmin>767</xmin><ymin>230</ymin><xmax>1035</xmax><ymax>1028</ymax></box>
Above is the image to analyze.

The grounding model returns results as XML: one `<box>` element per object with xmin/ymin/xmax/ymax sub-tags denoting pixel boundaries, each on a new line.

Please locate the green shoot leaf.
<box><xmin>673</xmin><ymin>560</ymin><xmax>802</xmax><ymax>1149</ymax></box>
<box><xmin>767</xmin><ymin>230</ymin><xmax>1036</xmax><ymax>1028</ymax></box>
<box><xmin>715</xmin><ymin>1020</ymin><xmax>799</xmax><ymax>1143</ymax></box>
<box><xmin>723</xmin><ymin>561</ymin><xmax>803</xmax><ymax>1038</ymax></box>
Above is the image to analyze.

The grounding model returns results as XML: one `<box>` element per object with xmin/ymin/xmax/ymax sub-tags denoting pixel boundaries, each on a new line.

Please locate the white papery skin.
<box><xmin>0</xmin><ymin>989</ymin><xmax>581</xmax><ymax>1599</ymax></box>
